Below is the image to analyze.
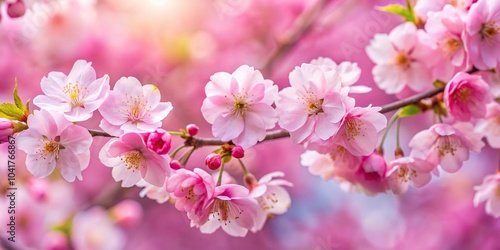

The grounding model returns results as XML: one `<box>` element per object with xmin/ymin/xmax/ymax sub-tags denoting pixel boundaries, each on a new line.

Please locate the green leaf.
<box><xmin>378</xmin><ymin>4</ymin><xmax>414</xmax><ymax>22</ymax></box>
<box><xmin>25</xmin><ymin>99</ymin><xmax>30</xmax><ymax>113</ymax></box>
<box><xmin>0</xmin><ymin>103</ymin><xmax>24</xmax><ymax>120</ymax></box>
<box><xmin>405</xmin><ymin>0</ymin><xmax>416</xmax><ymax>23</ymax></box>
<box><xmin>377</xmin><ymin>1</ymin><xmax>417</xmax><ymax>24</ymax></box>
<box><xmin>399</xmin><ymin>104</ymin><xmax>421</xmax><ymax>117</ymax></box>
<box><xmin>13</xmin><ymin>78</ymin><xmax>24</xmax><ymax>110</ymax></box>
<box><xmin>433</xmin><ymin>80</ymin><xmax>446</xmax><ymax>88</ymax></box>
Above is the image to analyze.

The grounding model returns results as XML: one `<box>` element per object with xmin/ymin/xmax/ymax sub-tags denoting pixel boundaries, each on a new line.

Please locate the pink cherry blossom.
<box><xmin>474</xmin><ymin>173</ymin><xmax>500</xmax><ymax>218</ymax></box>
<box><xmin>354</xmin><ymin>152</ymin><xmax>389</xmax><ymax>195</ymax></box>
<box><xmin>0</xmin><ymin>118</ymin><xmax>13</xmax><ymax>143</ymax></box>
<box><xmin>444</xmin><ymin>72</ymin><xmax>492</xmax><ymax>121</ymax></box>
<box><xmin>300</xmin><ymin>145</ymin><xmax>361</xmax><ymax>181</ymax></box>
<box><xmin>17</xmin><ymin>109</ymin><xmax>92</xmax><ymax>182</ymax></box>
<box><xmin>136</xmin><ymin>179</ymin><xmax>170</xmax><ymax>204</ymax></box>
<box><xmin>409</xmin><ymin>123</ymin><xmax>484</xmax><ymax>173</ymax></box>
<box><xmin>199</xmin><ymin>184</ymin><xmax>259</xmax><ymax>237</ymax></box>
<box><xmin>248</xmin><ymin>171</ymin><xmax>292</xmax><ymax>232</ymax></box>
<box><xmin>465</xmin><ymin>0</ymin><xmax>500</xmax><ymax>70</ymax></box>
<box><xmin>366</xmin><ymin>22</ymin><xmax>436</xmax><ymax>94</ymax></box>
<box><xmin>201</xmin><ymin>65</ymin><xmax>278</xmax><ymax>148</ymax></box>
<box><xmin>99</xmin><ymin>77</ymin><xmax>173</xmax><ymax>136</ymax></box>
<box><xmin>276</xmin><ymin>61</ymin><xmax>354</xmax><ymax>144</ymax></box>
<box><xmin>71</xmin><ymin>207</ymin><xmax>126</xmax><ymax>250</ymax></box>
<box><xmin>33</xmin><ymin>60</ymin><xmax>110</xmax><ymax>122</ymax></box>
<box><xmin>166</xmin><ymin>168</ymin><xmax>215</xmax><ymax>224</ymax></box>
<box><xmin>310</xmin><ymin>57</ymin><xmax>371</xmax><ymax>93</ymax></box>
<box><xmin>475</xmin><ymin>103</ymin><xmax>500</xmax><ymax>148</ymax></box>
<box><xmin>425</xmin><ymin>5</ymin><xmax>467</xmax><ymax>80</ymax></box>
<box><xmin>144</xmin><ymin>128</ymin><xmax>172</xmax><ymax>155</ymax></box>
<box><xmin>415</xmin><ymin>0</ymin><xmax>473</xmax><ymax>20</ymax></box>
<box><xmin>99</xmin><ymin>132</ymin><xmax>170</xmax><ymax>187</ymax></box>
<box><xmin>334</xmin><ymin>106</ymin><xmax>387</xmax><ymax>156</ymax></box>
<box><xmin>386</xmin><ymin>157</ymin><xmax>435</xmax><ymax>195</ymax></box>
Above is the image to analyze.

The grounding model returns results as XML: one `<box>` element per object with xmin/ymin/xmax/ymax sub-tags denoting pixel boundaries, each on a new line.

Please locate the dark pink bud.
<box><xmin>170</xmin><ymin>160</ymin><xmax>182</xmax><ymax>170</ymax></box>
<box><xmin>7</xmin><ymin>0</ymin><xmax>26</xmax><ymax>18</ymax></box>
<box><xmin>205</xmin><ymin>153</ymin><xmax>222</xmax><ymax>170</ymax></box>
<box><xmin>146</xmin><ymin>129</ymin><xmax>172</xmax><ymax>155</ymax></box>
<box><xmin>186</xmin><ymin>124</ymin><xmax>199</xmax><ymax>136</ymax></box>
<box><xmin>231</xmin><ymin>145</ymin><xmax>244</xmax><ymax>158</ymax></box>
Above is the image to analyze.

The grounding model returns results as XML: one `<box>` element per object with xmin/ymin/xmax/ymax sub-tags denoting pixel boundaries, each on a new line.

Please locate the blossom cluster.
<box><xmin>357</xmin><ymin>0</ymin><xmax>500</xmax><ymax>217</ymax></box>
<box><xmin>1</xmin><ymin>59</ymin><xmax>294</xmax><ymax>237</ymax></box>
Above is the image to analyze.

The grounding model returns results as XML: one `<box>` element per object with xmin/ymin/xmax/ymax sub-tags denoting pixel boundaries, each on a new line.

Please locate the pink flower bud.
<box><xmin>146</xmin><ymin>128</ymin><xmax>172</xmax><ymax>155</ymax></box>
<box><xmin>205</xmin><ymin>153</ymin><xmax>222</xmax><ymax>170</ymax></box>
<box><xmin>244</xmin><ymin>173</ymin><xmax>257</xmax><ymax>188</ymax></box>
<box><xmin>231</xmin><ymin>145</ymin><xmax>245</xmax><ymax>158</ymax></box>
<box><xmin>170</xmin><ymin>160</ymin><xmax>182</xmax><ymax>170</ymax></box>
<box><xmin>109</xmin><ymin>200</ymin><xmax>143</xmax><ymax>228</ymax></box>
<box><xmin>0</xmin><ymin>118</ymin><xmax>14</xmax><ymax>143</ymax></box>
<box><xmin>186</xmin><ymin>123</ymin><xmax>199</xmax><ymax>136</ymax></box>
<box><xmin>7</xmin><ymin>0</ymin><xmax>26</xmax><ymax>18</ymax></box>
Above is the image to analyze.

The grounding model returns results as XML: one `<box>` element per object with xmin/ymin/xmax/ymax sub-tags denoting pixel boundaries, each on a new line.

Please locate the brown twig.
<box><xmin>379</xmin><ymin>87</ymin><xmax>444</xmax><ymax>114</ymax></box>
<box><xmin>260</xmin><ymin>0</ymin><xmax>330</xmax><ymax>75</ymax></box>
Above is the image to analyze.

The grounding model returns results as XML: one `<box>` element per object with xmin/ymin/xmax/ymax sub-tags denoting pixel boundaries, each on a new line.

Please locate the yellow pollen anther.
<box><xmin>437</xmin><ymin>136</ymin><xmax>459</xmax><ymax>157</ymax></box>
<box><xmin>306</xmin><ymin>98</ymin><xmax>324</xmax><ymax>116</ymax></box>
<box><xmin>121</xmin><ymin>151</ymin><xmax>144</xmax><ymax>171</ymax></box>
<box><xmin>455</xmin><ymin>87</ymin><xmax>471</xmax><ymax>102</ymax></box>
<box><xmin>232</xmin><ymin>98</ymin><xmax>248</xmax><ymax>117</ymax></box>
<box><xmin>397</xmin><ymin>165</ymin><xmax>417</xmax><ymax>183</ymax></box>
<box><xmin>123</xmin><ymin>94</ymin><xmax>149</xmax><ymax>123</ymax></box>
<box><xmin>394</xmin><ymin>53</ymin><xmax>411</xmax><ymax>70</ymax></box>
<box><xmin>63</xmin><ymin>82</ymin><xmax>86</xmax><ymax>108</ymax></box>
<box><xmin>330</xmin><ymin>146</ymin><xmax>346</xmax><ymax>162</ymax></box>
<box><xmin>44</xmin><ymin>141</ymin><xmax>59</xmax><ymax>153</ymax></box>
<box><xmin>36</xmin><ymin>138</ymin><xmax>61</xmax><ymax>162</ymax></box>
<box><xmin>342</xmin><ymin>119</ymin><xmax>364</xmax><ymax>141</ymax></box>
<box><xmin>481</xmin><ymin>22</ymin><xmax>500</xmax><ymax>39</ymax></box>
<box><xmin>444</xmin><ymin>38</ymin><xmax>462</xmax><ymax>54</ymax></box>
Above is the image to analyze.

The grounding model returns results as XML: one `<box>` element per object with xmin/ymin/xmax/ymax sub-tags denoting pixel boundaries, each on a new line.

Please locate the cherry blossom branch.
<box><xmin>87</xmin><ymin>85</ymin><xmax>450</xmax><ymax>147</ymax></box>
<box><xmin>378</xmin><ymin>87</ymin><xmax>445</xmax><ymax>113</ymax></box>
<box><xmin>261</xmin><ymin>0</ymin><xmax>330</xmax><ymax>74</ymax></box>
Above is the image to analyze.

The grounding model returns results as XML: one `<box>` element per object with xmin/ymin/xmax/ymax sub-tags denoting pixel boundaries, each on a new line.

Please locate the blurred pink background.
<box><xmin>1</xmin><ymin>0</ymin><xmax>499</xmax><ymax>249</ymax></box>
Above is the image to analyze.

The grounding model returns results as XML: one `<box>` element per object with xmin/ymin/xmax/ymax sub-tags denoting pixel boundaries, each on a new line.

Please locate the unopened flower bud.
<box><xmin>244</xmin><ymin>173</ymin><xmax>258</xmax><ymax>188</ymax></box>
<box><xmin>109</xmin><ymin>200</ymin><xmax>143</xmax><ymax>228</ymax></box>
<box><xmin>7</xmin><ymin>0</ymin><xmax>26</xmax><ymax>18</ymax></box>
<box><xmin>146</xmin><ymin>129</ymin><xmax>172</xmax><ymax>155</ymax></box>
<box><xmin>0</xmin><ymin>118</ymin><xmax>14</xmax><ymax>143</ymax></box>
<box><xmin>394</xmin><ymin>148</ymin><xmax>404</xmax><ymax>158</ymax></box>
<box><xmin>231</xmin><ymin>145</ymin><xmax>244</xmax><ymax>158</ymax></box>
<box><xmin>205</xmin><ymin>153</ymin><xmax>222</xmax><ymax>170</ymax></box>
<box><xmin>186</xmin><ymin>124</ymin><xmax>199</xmax><ymax>136</ymax></box>
<box><xmin>170</xmin><ymin>160</ymin><xmax>182</xmax><ymax>170</ymax></box>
